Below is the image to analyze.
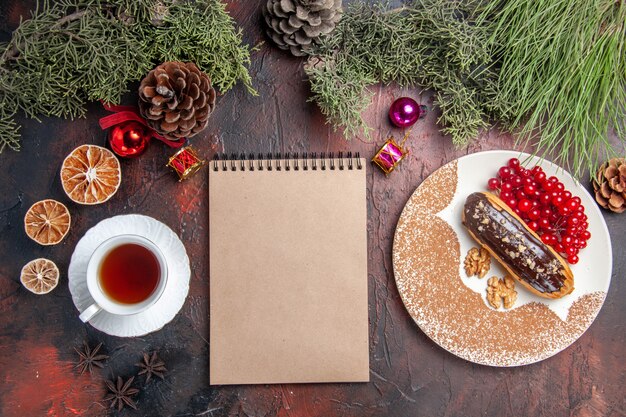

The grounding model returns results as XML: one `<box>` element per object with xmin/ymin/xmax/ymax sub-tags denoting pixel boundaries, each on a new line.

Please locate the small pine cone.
<box><xmin>263</xmin><ymin>0</ymin><xmax>342</xmax><ymax>57</ymax></box>
<box><xmin>138</xmin><ymin>62</ymin><xmax>217</xmax><ymax>141</ymax></box>
<box><xmin>593</xmin><ymin>157</ymin><xmax>626</xmax><ymax>213</ymax></box>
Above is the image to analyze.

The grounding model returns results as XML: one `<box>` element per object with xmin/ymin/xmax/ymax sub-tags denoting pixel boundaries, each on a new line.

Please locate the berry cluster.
<box><xmin>487</xmin><ymin>158</ymin><xmax>590</xmax><ymax>264</ymax></box>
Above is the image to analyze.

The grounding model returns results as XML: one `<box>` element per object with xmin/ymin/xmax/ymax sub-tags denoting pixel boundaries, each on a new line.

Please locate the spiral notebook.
<box><xmin>209</xmin><ymin>152</ymin><xmax>369</xmax><ymax>385</ymax></box>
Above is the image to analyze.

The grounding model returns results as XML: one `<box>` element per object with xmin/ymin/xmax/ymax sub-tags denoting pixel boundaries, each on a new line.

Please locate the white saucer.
<box><xmin>68</xmin><ymin>214</ymin><xmax>190</xmax><ymax>337</ymax></box>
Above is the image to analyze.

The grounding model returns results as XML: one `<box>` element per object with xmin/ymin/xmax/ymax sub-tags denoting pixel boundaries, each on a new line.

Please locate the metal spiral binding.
<box><xmin>211</xmin><ymin>152</ymin><xmax>363</xmax><ymax>171</ymax></box>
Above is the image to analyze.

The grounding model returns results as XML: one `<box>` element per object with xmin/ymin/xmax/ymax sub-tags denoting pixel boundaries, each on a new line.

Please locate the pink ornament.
<box><xmin>372</xmin><ymin>136</ymin><xmax>409</xmax><ymax>175</ymax></box>
<box><xmin>388</xmin><ymin>97</ymin><xmax>427</xmax><ymax>128</ymax></box>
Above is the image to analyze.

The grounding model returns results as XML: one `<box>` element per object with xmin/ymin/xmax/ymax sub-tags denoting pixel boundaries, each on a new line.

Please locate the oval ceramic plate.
<box><xmin>69</xmin><ymin>214</ymin><xmax>190</xmax><ymax>337</ymax></box>
<box><xmin>393</xmin><ymin>150</ymin><xmax>611</xmax><ymax>366</ymax></box>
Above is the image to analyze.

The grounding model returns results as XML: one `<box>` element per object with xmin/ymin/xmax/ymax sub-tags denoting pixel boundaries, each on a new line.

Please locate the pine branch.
<box><xmin>0</xmin><ymin>0</ymin><xmax>255</xmax><ymax>153</ymax></box>
<box><xmin>305</xmin><ymin>0</ymin><xmax>502</xmax><ymax>144</ymax></box>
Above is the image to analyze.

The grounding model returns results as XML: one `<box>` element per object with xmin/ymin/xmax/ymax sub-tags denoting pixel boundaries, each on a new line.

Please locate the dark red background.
<box><xmin>1</xmin><ymin>1</ymin><xmax>624</xmax><ymax>416</ymax></box>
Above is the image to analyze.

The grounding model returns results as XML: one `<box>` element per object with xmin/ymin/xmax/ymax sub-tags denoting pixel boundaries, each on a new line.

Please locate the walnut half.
<box><xmin>486</xmin><ymin>275</ymin><xmax>518</xmax><ymax>310</ymax></box>
<box><xmin>464</xmin><ymin>247</ymin><xmax>491</xmax><ymax>278</ymax></box>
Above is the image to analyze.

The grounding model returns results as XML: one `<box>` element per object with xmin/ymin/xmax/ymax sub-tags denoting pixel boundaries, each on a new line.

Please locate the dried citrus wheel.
<box><xmin>24</xmin><ymin>199</ymin><xmax>71</xmax><ymax>245</ymax></box>
<box><xmin>20</xmin><ymin>258</ymin><xmax>59</xmax><ymax>294</ymax></box>
<box><xmin>60</xmin><ymin>144</ymin><xmax>121</xmax><ymax>205</ymax></box>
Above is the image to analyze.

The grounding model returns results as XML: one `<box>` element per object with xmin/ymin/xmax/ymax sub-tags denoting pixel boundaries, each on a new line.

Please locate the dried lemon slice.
<box><xmin>24</xmin><ymin>199</ymin><xmax>71</xmax><ymax>245</ymax></box>
<box><xmin>20</xmin><ymin>258</ymin><xmax>59</xmax><ymax>294</ymax></box>
<box><xmin>60</xmin><ymin>145</ymin><xmax>121</xmax><ymax>205</ymax></box>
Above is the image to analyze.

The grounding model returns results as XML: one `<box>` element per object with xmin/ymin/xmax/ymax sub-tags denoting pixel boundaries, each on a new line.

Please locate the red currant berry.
<box><xmin>512</xmin><ymin>177</ymin><xmax>523</xmax><ymax>188</ymax></box>
<box><xmin>528</xmin><ymin>208</ymin><xmax>540</xmax><ymax>220</ymax></box>
<box><xmin>518</xmin><ymin>199</ymin><xmax>532</xmax><ymax>212</ymax></box>
<box><xmin>539</xmin><ymin>218</ymin><xmax>552</xmax><ymax>230</ymax></box>
<box><xmin>565</xmin><ymin>246</ymin><xmax>579</xmax><ymax>257</ymax></box>
<box><xmin>539</xmin><ymin>193</ymin><xmax>552</xmax><ymax>206</ymax></box>
<box><xmin>554</xmin><ymin>242</ymin><xmax>565</xmax><ymax>253</ymax></box>
<box><xmin>516</xmin><ymin>190</ymin><xmax>527</xmax><ymax>200</ymax></box>
<box><xmin>565</xmin><ymin>226</ymin><xmax>579</xmax><ymax>237</ymax></box>
<box><xmin>562</xmin><ymin>235</ymin><xmax>574</xmax><ymax>246</ymax></box>
<box><xmin>506</xmin><ymin>198</ymin><xmax>517</xmax><ymax>208</ymax></box>
<box><xmin>567</xmin><ymin>217</ymin><xmax>580</xmax><ymax>226</ymax></box>
<box><xmin>581</xmin><ymin>221</ymin><xmax>589</xmax><ymax>229</ymax></box>
<box><xmin>562</xmin><ymin>191</ymin><xmax>572</xmax><ymax>200</ymax></box>
<box><xmin>581</xmin><ymin>230</ymin><xmax>591</xmax><ymax>240</ymax></box>
<box><xmin>498</xmin><ymin>166</ymin><xmax>512</xmax><ymax>179</ymax></box>
<box><xmin>508</xmin><ymin>158</ymin><xmax>520</xmax><ymax>169</ymax></box>
<box><xmin>527</xmin><ymin>221</ymin><xmax>539</xmax><ymax>231</ymax></box>
<box><xmin>542</xmin><ymin>180</ymin><xmax>555</xmax><ymax>191</ymax></box>
<box><xmin>488</xmin><ymin>177</ymin><xmax>500</xmax><ymax>190</ymax></box>
<box><xmin>565</xmin><ymin>199</ymin><xmax>578</xmax><ymax>212</ymax></box>
<box><xmin>548</xmin><ymin>176</ymin><xmax>559</xmax><ymax>184</ymax></box>
<box><xmin>552</xmin><ymin>195</ymin><xmax>565</xmax><ymax>207</ymax></box>
<box><xmin>524</xmin><ymin>184</ymin><xmax>536</xmax><ymax>195</ymax></box>
<box><xmin>541</xmin><ymin>208</ymin><xmax>553</xmax><ymax>218</ymax></box>
<box><xmin>578</xmin><ymin>240</ymin><xmax>588</xmax><ymax>249</ymax></box>
<box><xmin>542</xmin><ymin>233</ymin><xmax>557</xmax><ymax>245</ymax></box>
<box><xmin>558</xmin><ymin>205</ymin><xmax>571</xmax><ymax>216</ymax></box>
<box><xmin>501</xmin><ymin>182</ymin><xmax>513</xmax><ymax>192</ymax></box>
<box><xmin>572</xmin><ymin>196</ymin><xmax>582</xmax><ymax>205</ymax></box>
<box><xmin>534</xmin><ymin>171</ymin><xmax>546</xmax><ymax>182</ymax></box>
<box><xmin>567</xmin><ymin>254</ymin><xmax>579</xmax><ymax>264</ymax></box>
<box><xmin>555</xmin><ymin>182</ymin><xmax>565</xmax><ymax>192</ymax></box>
<box><xmin>500</xmin><ymin>191</ymin><xmax>513</xmax><ymax>200</ymax></box>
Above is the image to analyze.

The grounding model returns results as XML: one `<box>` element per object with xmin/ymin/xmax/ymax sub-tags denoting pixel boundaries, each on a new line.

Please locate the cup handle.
<box><xmin>79</xmin><ymin>303</ymin><xmax>102</xmax><ymax>322</ymax></box>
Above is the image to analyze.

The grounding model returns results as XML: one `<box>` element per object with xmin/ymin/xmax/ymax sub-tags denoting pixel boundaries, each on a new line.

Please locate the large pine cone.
<box><xmin>138</xmin><ymin>62</ymin><xmax>216</xmax><ymax>141</ymax></box>
<box><xmin>593</xmin><ymin>157</ymin><xmax>626</xmax><ymax>213</ymax></box>
<box><xmin>263</xmin><ymin>0</ymin><xmax>342</xmax><ymax>57</ymax></box>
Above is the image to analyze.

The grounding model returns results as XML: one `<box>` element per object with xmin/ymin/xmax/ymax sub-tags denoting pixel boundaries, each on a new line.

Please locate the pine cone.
<box><xmin>263</xmin><ymin>0</ymin><xmax>342</xmax><ymax>57</ymax></box>
<box><xmin>138</xmin><ymin>62</ymin><xmax>216</xmax><ymax>141</ymax></box>
<box><xmin>593</xmin><ymin>157</ymin><xmax>626</xmax><ymax>213</ymax></box>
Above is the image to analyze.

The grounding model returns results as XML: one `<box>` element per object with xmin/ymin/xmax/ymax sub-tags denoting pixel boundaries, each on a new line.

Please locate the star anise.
<box><xmin>74</xmin><ymin>342</ymin><xmax>108</xmax><ymax>375</ymax></box>
<box><xmin>104</xmin><ymin>376</ymin><xmax>139</xmax><ymax>411</ymax></box>
<box><xmin>136</xmin><ymin>351</ymin><xmax>167</xmax><ymax>384</ymax></box>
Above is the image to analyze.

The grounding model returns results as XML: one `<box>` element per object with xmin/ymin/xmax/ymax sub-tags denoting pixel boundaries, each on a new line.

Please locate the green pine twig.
<box><xmin>0</xmin><ymin>0</ymin><xmax>255</xmax><ymax>154</ymax></box>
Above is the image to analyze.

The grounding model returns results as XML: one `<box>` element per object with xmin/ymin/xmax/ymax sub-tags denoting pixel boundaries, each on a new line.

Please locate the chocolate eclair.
<box><xmin>462</xmin><ymin>192</ymin><xmax>574</xmax><ymax>299</ymax></box>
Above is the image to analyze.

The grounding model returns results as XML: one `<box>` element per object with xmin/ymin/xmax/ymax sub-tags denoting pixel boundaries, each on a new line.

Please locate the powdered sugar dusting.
<box><xmin>392</xmin><ymin>160</ymin><xmax>607</xmax><ymax>366</ymax></box>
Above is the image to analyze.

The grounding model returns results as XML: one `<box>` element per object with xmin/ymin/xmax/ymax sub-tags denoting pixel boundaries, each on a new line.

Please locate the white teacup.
<box><xmin>79</xmin><ymin>234</ymin><xmax>168</xmax><ymax>323</ymax></box>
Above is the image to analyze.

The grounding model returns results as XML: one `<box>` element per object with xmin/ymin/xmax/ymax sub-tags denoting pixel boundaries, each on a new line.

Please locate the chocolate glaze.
<box><xmin>463</xmin><ymin>192</ymin><xmax>567</xmax><ymax>294</ymax></box>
